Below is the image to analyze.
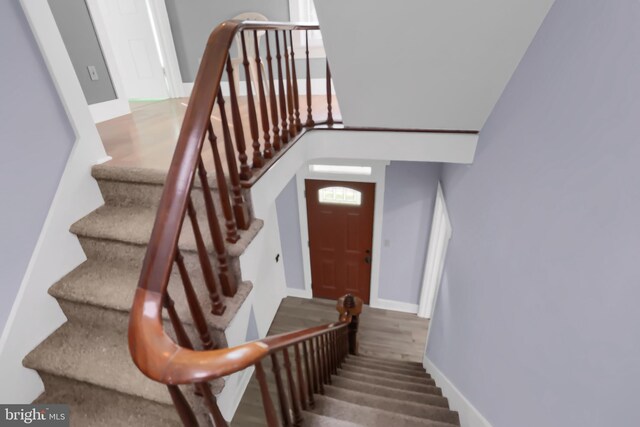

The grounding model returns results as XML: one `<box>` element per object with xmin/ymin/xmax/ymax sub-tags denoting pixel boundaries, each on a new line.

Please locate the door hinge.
<box><xmin>307</xmin><ymin>240</ymin><xmax>310</xmax><ymax>247</ymax></box>
<box><xmin>304</xmin><ymin>190</ymin><xmax>306</xmax><ymax>198</ymax></box>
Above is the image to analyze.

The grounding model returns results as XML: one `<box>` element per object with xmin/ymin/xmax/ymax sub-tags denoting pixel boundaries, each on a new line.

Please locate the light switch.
<box><xmin>87</xmin><ymin>66</ymin><xmax>99</xmax><ymax>81</ymax></box>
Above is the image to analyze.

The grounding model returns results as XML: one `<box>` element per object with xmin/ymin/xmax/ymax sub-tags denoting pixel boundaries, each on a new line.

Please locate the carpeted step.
<box><xmin>93</xmin><ymin>164</ymin><xmax>222</xmax><ymax>209</ymax></box>
<box><xmin>311</xmin><ymin>395</ymin><xmax>457</xmax><ymax>427</ymax></box>
<box><xmin>71</xmin><ymin>205</ymin><xmax>263</xmax><ymax>263</ymax></box>
<box><xmin>340</xmin><ymin>363</ymin><xmax>435</xmax><ymax>385</ymax></box>
<box><xmin>343</xmin><ymin>357</ymin><xmax>432</xmax><ymax>377</ymax></box>
<box><xmin>331</xmin><ymin>376</ymin><xmax>449</xmax><ymax>408</ymax></box>
<box><xmin>23</xmin><ymin>322</ymin><xmax>223</xmax><ymax>407</ymax></box>
<box><xmin>324</xmin><ymin>385</ymin><xmax>459</xmax><ymax>425</ymax></box>
<box><xmin>34</xmin><ymin>373</ymin><xmax>186</xmax><ymax>427</ymax></box>
<box><xmin>337</xmin><ymin>370</ymin><xmax>442</xmax><ymax>395</ymax></box>
<box><xmin>49</xmin><ymin>260</ymin><xmax>253</xmax><ymax>347</ymax></box>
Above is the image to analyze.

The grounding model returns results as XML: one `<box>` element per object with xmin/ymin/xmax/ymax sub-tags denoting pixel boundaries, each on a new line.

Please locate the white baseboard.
<box><xmin>89</xmin><ymin>98</ymin><xmax>130</xmax><ymax>123</ymax></box>
<box><xmin>372</xmin><ymin>298</ymin><xmax>419</xmax><ymax>314</ymax></box>
<box><xmin>286</xmin><ymin>287</ymin><xmax>313</xmax><ymax>299</ymax></box>
<box><xmin>423</xmin><ymin>357</ymin><xmax>493</xmax><ymax>427</ymax></box>
<box><xmin>183</xmin><ymin>78</ymin><xmax>334</xmax><ymax>99</ymax></box>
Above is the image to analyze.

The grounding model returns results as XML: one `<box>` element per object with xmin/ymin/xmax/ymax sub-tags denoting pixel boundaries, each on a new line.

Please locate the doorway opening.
<box><xmin>305</xmin><ymin>179</ymin><xmax>375</xmax><ymax>304</ymax></box>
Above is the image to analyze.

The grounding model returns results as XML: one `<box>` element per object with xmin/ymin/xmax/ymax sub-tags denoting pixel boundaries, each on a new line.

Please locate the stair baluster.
<box><xmin>270</xmin><ymin>352</ymin><xmax>293</xmax><ymax>427</ymax></box>
<box><xmin>255</xmin><ymin>361</ymin><xmax>279</xmax><ymax>427</ymax></box>
<box><xmin>294</xmin><ymin>343</ymin><xmax>307</xmax><ymax>410</ymax></box>
<box><xmin>215</xmin><ymin>92</ymin><xmax>250</xmax><ymax>229</ymax></box>
<box><xmin>240</xmin><ymin>31</ymin><xmax>264</xmax><ymax>169</ymax></box>
<box><xmin>304</xmin><ymin>30</ymin><xmax>314</xmax><ymax>128</ymax></box>
<box><xmin>196</xmin><ymin>158</ymin><xmax>237</xmax><ymax>297</ymax></box>
<box><xmin>205</xmin><ymin>123</ymin><xmax>240</xmax><ymax>243</ymax></box>
<box><xmin>282</xmin><ymin>349</ymin><xmax>303</xmax><ymax>426</ymax></box>
<box><xmin>253</xmin><ymin>30</ymin><xmax>273</xmax><ymax>159</ymax></box>
<box><xmin>225</xmin><ymin>57</ymin><xmax>252</xmax><ymax>180</ymax></box>
<box><xmin>175</xmin><ymin>251</ymin><xmax>215</xmax><ymax>349</ymax></box>
<box><xmin>264</xmin><ymin>31</ymin><xmax>282</xmax><ymax>151</ymax></box>
<box><xmin>186</xmin><ymin>197</ymin><xmax>226</xmax><ymax>315</ymax></box>
<box><xmin>168</xmin><ymin>385</ymin><xmax>200</xmax><ymax>427</ymax></box>
<box><xmin>314</xmin><ymin>336</ymin><xmax>325</xmax><ymax>394</ymax></box>
<box><xmin>302</xmin><ymin>340</ymin><xmax>315</xmax><ymax>408</ymax></box>
<box><xmin>197</xmin><ymin>383</ymin><xmax>228</xmax><ymax>427</ymax></box>
<box><xmin>274</xmin><ymin>31</ymin><xmax>289</xmax><ymax>144</ymax></box>
<box><xmin>283</xmin><ymin>30</ymin><xmax>296</xmax><ymax>139</ymax></box>
<box><xmin>326</xmin><ymin>60</ymin><xmax>334</xmax><ymax>126</ymax></box>
<box><xmin>288</xmin><ymin>30</ymin><xmax>302</xmax><ymax>132</ymax></box>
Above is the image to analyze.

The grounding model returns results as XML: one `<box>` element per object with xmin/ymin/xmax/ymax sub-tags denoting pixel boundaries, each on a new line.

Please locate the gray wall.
<box><xmin>48</xmin><ymin>0</ymin><xmax>116</xmax><ymax>105</ymax></box>
<box><xmin>379</xmin><ymin>162</ymin><xmax>440</xmax><ymax>304</ymax></box>
<box><xmin>427</xmin><ymin>1</ymin><xmax>640</xmax><ymax>426</ymax></box>
<box><xmin>164</xmin><ymin>0</ymin><xmax>325</xmax><ymax>83</ymax></box>
<box><xmin>0</xmin><ymin>1</ymin><xmax>75</xmax><ymax>333</ymax></box>
<box><xmin>276</xmin><ymin>176</ymin><xmax>305</xmax><ymax>291</ymax></box>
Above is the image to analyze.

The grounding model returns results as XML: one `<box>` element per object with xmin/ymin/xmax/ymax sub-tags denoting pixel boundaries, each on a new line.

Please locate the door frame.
<box><xmin>87</xmin><ymin>0</ymin><xmax>185</xmax><ymax>102</ymax></box>
<box><xmin>418</xmin><ymin>182</ymin><xmax>452</xmax><ymax>318</ymax></box>
<box><xmin>295</xmin><ymin>159</ymin><xmax>389</xmax><ymax>309</ymax></box>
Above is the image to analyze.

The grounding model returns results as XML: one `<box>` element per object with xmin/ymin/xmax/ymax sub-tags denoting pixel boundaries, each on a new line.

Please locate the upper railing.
<box><xmin>128</xmin><ymin>20</ymin><xmax>349</xmax><ymax>426</ymax></box>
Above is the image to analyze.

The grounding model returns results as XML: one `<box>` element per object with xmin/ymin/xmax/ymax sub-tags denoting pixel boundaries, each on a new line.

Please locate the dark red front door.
<box><xmin>305</xmin><ymin>179</ymin><xmax>375</xmax><ymax>303</ymax></box>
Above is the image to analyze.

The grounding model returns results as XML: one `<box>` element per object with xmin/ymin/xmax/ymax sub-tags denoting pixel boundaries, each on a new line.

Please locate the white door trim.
<box><xmin>294</xmin><ymin>159</ymin><xmax>389</xmax><ymax>307</ymax></box>
<box><xmin>85</xmin><ymin>0</ymin><xmax>130</xmax><ymax>122</ymax></box>
<box><xmin>145</xmin><ymin>0</ymin><xmax>185</xmax><ymax>98</ymax></box>
<box><xmin>418</xmin><ymin>182</ymin><xmax>452</xmax><ymax>318</ymax></box>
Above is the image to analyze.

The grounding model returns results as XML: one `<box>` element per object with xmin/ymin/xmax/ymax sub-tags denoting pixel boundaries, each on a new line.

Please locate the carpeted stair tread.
<box><xmin>344</xmin><ymin>357</ymin><xmax>432</xmax><ymax>377</ymax></box>
<box><xmin>337</xmin><ymin>370</ymin><xmax>442</xmax><ymax>395</ymax></box>
<box><xmin>49</xmin><ymin>259</ymin><xmax>252</xmax><ymax>335</ymax></box>
<box><xmin>310</xmin><ymin>395</ymin><xmax>457</xmax><ymax>427</ymax></box>
<box><xmin>23</xmin><ymin>322</ymin><xmax>223</xmax><ymax>406</ymax></box>
<box><xmin>34</xmin><ymin>373</ymin><xmax>184</xmax><ymax>427</ymax></box>
<box><xmin>71</xmin><ymin>204</ymin><xmax>263</xmax><ymax>258</ymax></box>
<box><xmin>323</xmin><ymin>385</ymin><xmax>459</xmax><ymax>424</ymax></box>
<box><xmin>330</xmin><ymin>376</ymin><xmax>450</xmax><ymax>408</ymax></box>
<box><xmin>340</xmin><ymin>363</ymin><xmax>436</xmax><ymax>385</ymax></box>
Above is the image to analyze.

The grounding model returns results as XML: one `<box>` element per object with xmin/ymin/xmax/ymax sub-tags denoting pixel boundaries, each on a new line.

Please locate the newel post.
<box><xmin>337</xmin><ymin>294</ymin><xmax>363</xmax><ymax>356</ymax></box>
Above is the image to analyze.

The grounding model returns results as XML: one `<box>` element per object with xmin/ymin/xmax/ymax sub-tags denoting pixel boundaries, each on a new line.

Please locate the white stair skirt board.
<box><xmin>1</xmin><ymin>0</ymin><xmax>108</xmax><ymax>404</ymax></box>
<box><xmin>183</xmin><ymin>78</ymin><xmax>335</xmax><ymax>99</ymax></box>
<box><xmin>423</xmin><ymin>357</ymin><xmax>493</xmax><ymax>427</ymax></box>
<box><xmin>89</xmin><ymin>98</ymin><xmax>131</xmax><ymax>123</ymax></box>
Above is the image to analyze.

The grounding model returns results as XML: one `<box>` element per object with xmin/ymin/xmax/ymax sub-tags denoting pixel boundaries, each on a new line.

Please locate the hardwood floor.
<box><xmin>97</xmin><ymin>95</ymin><xmax>340</xmax><ymax>172</ymax></box>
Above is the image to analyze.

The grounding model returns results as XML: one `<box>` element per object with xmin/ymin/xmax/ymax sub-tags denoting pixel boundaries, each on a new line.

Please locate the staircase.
<box><xmin>233</xmin><ymin>298</ymin><xmax>460</xmax><ymax>427</ymax></box>
<box><xmin>24</xmin><ymin>165</ymin><xmax>257</xmax><ymax>426</ymax></box>
<box><xmin>23</xmin><ymin>19</ymin><xmax>462</xmax><ymax>427</ymax></box>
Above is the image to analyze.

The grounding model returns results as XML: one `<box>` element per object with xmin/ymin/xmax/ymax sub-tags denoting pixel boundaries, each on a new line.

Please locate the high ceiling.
<box><xmin>314</xmin><ymin>0</ymin><xmax>555</xmax><ymax>131</ymax></box>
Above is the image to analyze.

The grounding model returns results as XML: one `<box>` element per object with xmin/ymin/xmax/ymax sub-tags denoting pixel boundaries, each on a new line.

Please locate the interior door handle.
<box><xmin>364</xmin><ymin>256</ymin><xmax>371</xmax><ymax>264</ymax></box>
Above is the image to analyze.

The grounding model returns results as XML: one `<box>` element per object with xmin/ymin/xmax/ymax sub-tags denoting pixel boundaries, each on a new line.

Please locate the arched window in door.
<box><xmin>318</xmin><ymin>186</ymin><xmax>362</xmax><ymax>205</ymax></box>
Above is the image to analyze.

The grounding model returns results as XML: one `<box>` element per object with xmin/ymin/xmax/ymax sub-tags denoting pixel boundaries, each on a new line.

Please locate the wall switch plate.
<box><xmin>87</xmin><ymin>66</ymin><xmax>99</xmax><ymax>81</ymax></box>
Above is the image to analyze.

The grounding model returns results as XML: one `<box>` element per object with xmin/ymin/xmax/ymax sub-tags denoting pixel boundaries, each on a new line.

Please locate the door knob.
<box><xmin>364</xmin><ymin>256</ymin><xmax>371</xmax><ymax>264</ymax></box>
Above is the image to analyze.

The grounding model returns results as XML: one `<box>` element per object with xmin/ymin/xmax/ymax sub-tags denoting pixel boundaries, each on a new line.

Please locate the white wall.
<box><xmin>314</xmin><ymin>0</ymin><xmax>555</xmax><ymax>130</ymax></box>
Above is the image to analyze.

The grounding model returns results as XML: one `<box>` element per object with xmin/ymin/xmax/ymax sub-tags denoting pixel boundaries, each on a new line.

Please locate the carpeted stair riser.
<box><xmin>338</xmin><ymin>370</ymin><xmax>442</xmax><ymax>395</ymax></box>
<box><xmin>311</xmin><ymin>395</ymin><xmax>456</xmax><ymax>427</ymax></box>
<box><xmin>35</xmin><ymin>373</ymin><xmax>187</xmax><ymax>427</ymax></box>
<box><xmin>341</xmin><ymin>363</ymin><xmax>436</xmax><ymax>385</ymax></box>
<box><xmin>343</xmin><ymin>357</ymin><xmax>432</xmax><ymax>377</ymax></box>
<box><xmin>330</xmin><ymin>375</ymin><xmax>449</xmax><ymax>408</ymax></box>
<box><xmin>323</xmin><ymin>385</ymin><xmax>459</xmax><ymax>425</ymax></box>
<box><xmin>23</xmin><ymin>322</ymin><xmax>223</xmax><ymax>408</ymax></box>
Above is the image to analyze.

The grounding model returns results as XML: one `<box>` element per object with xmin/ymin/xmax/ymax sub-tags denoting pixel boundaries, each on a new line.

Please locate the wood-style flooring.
<box><xmin>97</xmin><ymin>95</ymin><xmax>340</xmax><ymax>172</ymax></box>
<box><xmin>232</xmin><ymin>297</ymin><xmax>430</xmax><ymax>425</ymax></box>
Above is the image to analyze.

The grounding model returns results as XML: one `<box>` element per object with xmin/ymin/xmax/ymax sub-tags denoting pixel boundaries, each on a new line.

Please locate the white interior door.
<box><xmin>97</xmin><ymin>0</ymin><xmax>168</xmax><ymax>100</ymax></box>
<box><xmin>418</xmin><ymin>183</ymin><xmax>452</xmax><ymax>318</ymax></box>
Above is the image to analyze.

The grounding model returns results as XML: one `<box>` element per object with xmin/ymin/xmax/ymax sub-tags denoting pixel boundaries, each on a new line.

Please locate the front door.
<box><xmin>305</xmin><ymin>179</ymin><xmax>375</xmax><ymax>303</ymax></box>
